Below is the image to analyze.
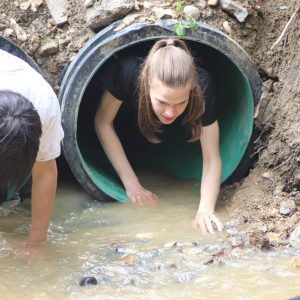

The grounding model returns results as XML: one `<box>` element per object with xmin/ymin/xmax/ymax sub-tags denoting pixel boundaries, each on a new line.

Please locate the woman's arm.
<box><xmin>94</xmin><ymin>90</ymin><xmax>157</xmax><ymax>205</ymax></box>
<box><xmin>193</xmin><ymin>120</ymin><xmax>224</xmax><ymax>234</ymax></box>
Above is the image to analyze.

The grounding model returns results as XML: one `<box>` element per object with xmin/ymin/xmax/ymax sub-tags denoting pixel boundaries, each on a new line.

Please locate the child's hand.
<box><xmin>193</xmin><ymin>210</ymin><xmax>224</xmax><ymax>234</ymax></box>
<box><xmin>125</xmin><ymin>182</ymin><xmax>157</xmax><ymax>206</ymax></box>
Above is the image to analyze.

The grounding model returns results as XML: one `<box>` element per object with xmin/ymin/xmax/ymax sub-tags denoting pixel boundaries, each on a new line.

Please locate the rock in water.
<box><xmin>79</xmin><ymin>276</ymin><xmax>98</xmax><ymax>286</ymax></box>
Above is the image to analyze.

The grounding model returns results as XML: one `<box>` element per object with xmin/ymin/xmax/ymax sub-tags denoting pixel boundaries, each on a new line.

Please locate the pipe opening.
<box><xmin>76</xmin><ymin>39</ymin><xmax>254</xmax><ymax>202</ymax></box>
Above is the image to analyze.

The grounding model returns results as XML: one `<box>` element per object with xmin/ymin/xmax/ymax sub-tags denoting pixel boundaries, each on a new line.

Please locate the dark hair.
<box><xmin>137</xmin><ymin>38</ymin><xmax>205</xmax><ymax>143</ymax></box>
<box><xmin>0</xmin><ymin>90</ymin><xmax>42</xmax><ymax>189</ymax></box>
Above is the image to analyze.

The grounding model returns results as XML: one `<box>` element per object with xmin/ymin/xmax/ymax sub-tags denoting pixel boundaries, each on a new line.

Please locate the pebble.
<box><xmin>123</xmin><ymin>13</ymin><xmax>142</xmax><ymax>26</ymax></box>
<box><xmin>115</xmin><ymin>246</ymin><xmax>127</xmax><ymax>253</ymax></box>
<box><xmin>231</xmin><ymin>247</ymin><xmax>244</xmax><ymax>258</ymax></box>
<box><xmin>289</xmin><ymin>224</ymin><xmax>300</xmax><ymax>248</ymax></box>
<box><xmin>274</xmin><ymin>184</ymin><xmax>284</xmax><ymax>196</ymax></box>
<box><xmin>30</xmin><ymin>0</ymin><xmax>43</xmax><ymax>12</ymax></box>
<box><xmin>223</xmin><ymin>20</ymin><xmax>233</xmax><ymax>35</ymax></box>
<box><xmin>152</xmin><ymin>7</ymin><xmax>176</xmax><ymax>19</ymax></box>
<box><xmin>143</xmin><ymin>1</ymin><xmax>153</xmax><ymax>9</ymax></box>
<box><xmin>79</xmin><ymin>276</ymin><xmax>98</xmax><ymax>286</ymax></box>
<box><xmin>226</xmin><ymin>228</ymin><xmax>239</xmax><ymax>236</ymax></box>
<box><xmin>135</xmin><ymin>232</ymin><xmax>153</xmax><ymax>240</ymax></box>
<box><xmin>262</xmin><ymin>171</ymin><xmax>273</xmax><ymax>180</ymax></box>
<box><xmin>279</xmin><ymin>5</ymin><xmax>288</xmax><ymax>10</ymax></box>
<box><xmin>0</xmin><ymin>22</ymin><xmax>7</xmax><ymax>30</ymax></box>
<box><xmin>196</xmin><ymin>0</ymin><xmax>207</xmax><ymax>10</ymax></box>
<box><xmin>84</xmin><ymin>0</ymin><xmax>94</xmax><ymax>8</ymax></box>
<box><xmin>164</xmin><ymin>241</ymin><xmax>178</xmax><ymax>248</ymax></box>
<box><xmin>184</xmin><ymin>5</ymin><xmax>201</xmax><ymax>20</ymax></box>
<box><xmin>136</xmin><ymin>250</ymin><xmax>158</xmax><ymax>259</ymax></box>
<box><xmin>38</xmin><ymin>41</ymin><xmax>59</xmax><ymax>56</ymax></box>
<box><xmin>121</xmin><ymin>255</ymin><xmax>136</xmax><ymax>265</ymax></box>
<box><xmin>279</xmin><ymin>200</ymin><xmax>296</xmax><ymax>215</ymax></box>
<box><xmin>220</xmin><ymin>0</ymin><xmax>248</xmax><ymax>23</ymax></box>
<box><xmin>20</xmin><ymin>1</ymin><xmax>31</xmax><ymax>10</ymax></box>
<box><xmin>207</xmin><ymin>0</ymin><xmax>218</xmax><ymax>6</ymax></box>
<box><xmin>10</xmin><ymin>18</ymin><xmax>27</xmax><ymax>42</ymax></box>
<box><xmin>176</xmin><ymin>272</ymin><xmax>197</xmax><ymax>283</ymax></box>
<box><xmin>266</xmin><ymin>232</ymin><xmax>285</xmax><ymax>244</ymax></box>
<box><xmin>291</xmin><ymin>256</ymin><xmax>300</xmax><ymax>268</ymax></box>
<box><xmin>3</xmin><ymin>28</ymin><xmax>14</xmax><ymax>36</ymax></box>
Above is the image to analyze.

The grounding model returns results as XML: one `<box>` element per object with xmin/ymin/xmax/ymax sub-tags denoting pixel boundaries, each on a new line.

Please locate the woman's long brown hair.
<box><xmin>137</xmin><ymin>38</ymin><xmax>205</xmax><ymax>143</ymax></box>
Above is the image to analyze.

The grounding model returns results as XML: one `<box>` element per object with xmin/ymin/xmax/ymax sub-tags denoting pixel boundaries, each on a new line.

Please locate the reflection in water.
<box><xmin>0</xmin><ymin>172</ymin><xmax>300</xmax><ymax>300</ymax></box>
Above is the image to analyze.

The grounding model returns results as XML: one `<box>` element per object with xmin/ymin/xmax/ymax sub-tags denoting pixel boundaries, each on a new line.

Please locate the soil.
<box><xmin>0</xmin><ymin>0</ymin><xmax>299</xmax><ymax>249</ymax></box>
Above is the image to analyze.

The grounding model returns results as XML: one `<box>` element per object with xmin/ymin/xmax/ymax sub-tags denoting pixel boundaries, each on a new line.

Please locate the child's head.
<box><xmin>0</xmin><ymin>90</ymin><xmax>42</xmax><ymax>189</ymax></box>
<box><xmin>138</xmin><ymin>39</ymin><xmax>204</xmax><ymax>143</ymax></box>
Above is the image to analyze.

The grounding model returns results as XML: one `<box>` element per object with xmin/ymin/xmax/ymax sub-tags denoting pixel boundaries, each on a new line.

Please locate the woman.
<box><xmin>94</xmin><ymin>38</ymin><xmax>224</xmax><ymax>234</ymax></box>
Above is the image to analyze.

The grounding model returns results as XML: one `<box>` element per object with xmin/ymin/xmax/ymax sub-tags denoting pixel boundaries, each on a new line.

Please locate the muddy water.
<box><xmin>0</xmin><ymin>172</ymin><xmax>300</xmax><ymax>300</ymax></box>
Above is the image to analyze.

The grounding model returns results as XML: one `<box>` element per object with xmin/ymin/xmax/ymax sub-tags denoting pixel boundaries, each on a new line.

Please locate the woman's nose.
<box><xmin>164</xmin><ymin>106</ymin><xmax>176</xmax><ymax>117</ymax></box>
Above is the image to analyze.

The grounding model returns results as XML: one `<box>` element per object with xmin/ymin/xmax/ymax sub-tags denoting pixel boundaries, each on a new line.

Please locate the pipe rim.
<box><xmin>60</xmin><ymin>20</ymin><xmax>262</xmax><ymax>201</ymax></box>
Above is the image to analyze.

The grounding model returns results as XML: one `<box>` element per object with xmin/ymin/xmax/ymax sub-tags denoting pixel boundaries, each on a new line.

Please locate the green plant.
<box><xmin>173</xmin><ymin>1</ymin><xmax>198</xmax><ymax>37</ymax></box>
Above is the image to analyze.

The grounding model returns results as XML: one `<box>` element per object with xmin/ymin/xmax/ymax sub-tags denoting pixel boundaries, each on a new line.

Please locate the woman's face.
<box><xmin>149</xmin><ymin>77</ymin><xmax>191</xmax><ymax>125</ymax></box>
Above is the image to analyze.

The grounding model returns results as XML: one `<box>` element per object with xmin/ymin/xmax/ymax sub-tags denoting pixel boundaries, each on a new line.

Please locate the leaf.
<box><xmin>189</xmin><ymin>17</ymin><xmax>198</xmax><ymax>32</ymax></box>
<box><xmin>175</xmin><ymin>1</ymin><xmax>184</xmax><ymax>14</ymax></box>
<box><xmin>173</xmin><ymin>22</ymin><xmax>186</xmax><ymax>37</ymax></box>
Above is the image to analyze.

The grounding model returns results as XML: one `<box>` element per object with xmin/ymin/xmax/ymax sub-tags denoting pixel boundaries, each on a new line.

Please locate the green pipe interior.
<box><xmin>77</xmin><ymin>41</ymin><xmax>253</xmax><ymax>202</ymax></box>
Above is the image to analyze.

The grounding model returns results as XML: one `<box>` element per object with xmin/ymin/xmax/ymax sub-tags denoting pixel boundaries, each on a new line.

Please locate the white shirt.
<box><xmin>0</xmin><ymin>49</ymin><xmax>64</xmax><ymax>161</ymax></box>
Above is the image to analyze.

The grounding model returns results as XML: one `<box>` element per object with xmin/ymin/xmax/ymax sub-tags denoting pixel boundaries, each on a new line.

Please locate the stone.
<box><xmin>196</xmin><ymin>0</ymin><xmax>207</xmax><ymax>10</ymax></box>
<box><xmin>30</xmin><ymin>0</ymin><xmax>43</xmax><ymax>12</ymax></box>
<box><xmin>208</xmin><ymin>0</ymin><xmax>219</xmax><ymax>6</ymax></box>
<box><xmin>184</xmin><ymin>5</ymin><xmax>201</xmax><ymax>20</ymax></box>
<box><xmin>266</xmin><ymin>208</ymin><xmax>278</xmax><ymax>218</ymax></box>
<box><xmin>143</xmin><ymin>1</ymin><xmax>153</xmax><ymax>9</ymax></box>
<box><xmin>164</xmin><ymin>241</ymin><xmax>178</xmax><ymax>248</ymax></box>
<box><xmin>223</xmin><ymin>20</ymin><xmax>233</xmax><ymax>35</ymax></box>
<box><xmin>121</xmin><ymin>255</ymin><xmax>136</xmax><ymax>265</ymax></box>
<box><xmin>274</xmin><ymin>184</ymin><xmax>284</xmax><ymax>196</ymax></box>
<box><xmin>3</xmin><ymin>28</ymin><xmax>14</xmax><ymax>36</ymax></box>
<box><xmin>20</xmin><ymin>1</ymin><xmax>31</xmax><ymax>10</ymax></box>
<box><xmin>176</xmin><ymin>272</ymin><xmax>197</xmax><ymax>283</ymax></box>
<box><xmin>295</xmin><ymin>172</ymin><xmax>300</xmax><ymax>189</ymax></box>
<box><xmin>262</xmin><ymin>171</ymin><xmax>274</xmax><ymax>181</ymax></box>
<box><xmin>79</xmin><ymin>276</ymin><xmax>97</xmax><ymax>286</ymax></box>
<box><xmin>84</xmin><ymin>0</ymin><xmax>94</xmax><ymax>8</ymax></box>
<box><xmin>10</xmin><ymin>18</ymin><xmax>27</xmax><ymax>42</ymax></box>
<box><xmin>220</xmin><ymin>0</ymin><xmax>248</xmax><ymax>23</ymax></box>
<box><xmin>86</xmin><ymin>0</ymin><xmax>135</xmax><ymax>30</ymax></box>
<box><xmin>58</xmin><ymin>36</ymin><xmax>71</xmax><ymax>48</ymax></box>
<box><xmin>152</xmin><ymin>7</ymin><xmax>176</xmax><ymax>19</ymax></box>
<box><xmin>44</xmin><ymin>0</ymin><xmax>67</xmax><ymax>24</ymax></box>
<box><xmin>28</xmin><ymin>36</ymin><xmax>41</xmax><ymax>53</ymax></box>
<box><xmin>279</xmin><ymin>200</ymin><xmax>296</xmax><ymax>215</ymax></box>
<box><xmin>289</xmin><ymin>224</ymin><xmax>300</xmax><ymax>248</ymax></box>
<box><xmin>291</xmin><ymin>256</ymin><xmax>300</xmax><ymax>268</ymax></box>
<box><xmin>231</xmin><ymin>247</ymin><xmax>244</xmax><ymax>257</ymax></box>
<box><xmin>123</xmin><ymin>13</ymin><xmax>142</xmax><ymax>26</ymax></box>
<box><xmin>0</xmin><ymin>22</ymin><xmax>8</xmax><ymax>31</ymax></box>
<box><xmin>266</xmin><ymin>232</ymin><xmax>285</xmax><ymax>244</ymax></box>
<box><xmin>38</xmin><ymin>41</ymin><xmax>59</xmax><ymax>56</ymax></box>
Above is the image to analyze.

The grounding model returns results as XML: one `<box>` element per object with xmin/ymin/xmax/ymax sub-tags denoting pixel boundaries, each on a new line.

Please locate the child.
<box><xmin>95</xmin><ymin>39</ymin><xmax>223</xmax><ymax>234</ymax></box>
<box><xmin>0</xmin><ymin>49</ymin><xmax>64</xmax><ymax>251</ymax></box>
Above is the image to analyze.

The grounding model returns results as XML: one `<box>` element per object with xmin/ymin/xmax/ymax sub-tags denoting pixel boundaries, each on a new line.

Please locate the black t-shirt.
<box><xmin>99</xmin><ymin>55</ymin><xmax>217</xmax><ymax>127</ymax></box>
<box><xmin>98</xmin><ymin>55</ymin><xmax>217</xmax><ymax>149</ymax></box>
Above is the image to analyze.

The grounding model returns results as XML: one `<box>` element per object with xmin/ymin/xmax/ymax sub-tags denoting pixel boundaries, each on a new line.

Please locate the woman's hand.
<box><xmin>125</xmin><ymin>181</ymin><xmax>158</xmax><ymax>206</ymax></box>
<box><xmin>193</xmin><ymin>210</ymin><xmax>224</xmax><ymax>234</ymax></box>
